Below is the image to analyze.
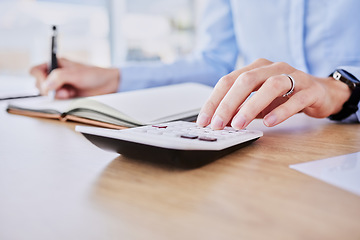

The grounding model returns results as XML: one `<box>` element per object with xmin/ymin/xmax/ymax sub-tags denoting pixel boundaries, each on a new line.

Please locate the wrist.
<box><xmin>98</xmin><ymin>67</ymin><xmax>120</xmax><ymax>94</ymax></box>
<box><xmin>109</xmin><ymin>67</ymin><xmax>120</xmax><ymax>93</ymax></box>
<box><xmin>91</xmin><ymin>66</ymin><xmax>121</xmax><ymax>95</ymax></box>
<box><xmin>327</xmin><ymin>69</ymin><xmax>360</xmax><ymax>121</ymax></box>
<box><xmin>327</xmin><ymin>76</ymin><xmax>352</xmax><ymax>116</ymax></box>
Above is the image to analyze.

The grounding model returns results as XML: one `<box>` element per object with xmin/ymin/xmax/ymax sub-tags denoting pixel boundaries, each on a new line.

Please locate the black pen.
<box><xmin>48</xmin><ymin>25</ymin><xmax>58</xmax><ymax>99</ymax></box>
<box><xmin>49</xmin><ymin>25</ymin><xmax>58</xmax><ymax>73</ymax></box>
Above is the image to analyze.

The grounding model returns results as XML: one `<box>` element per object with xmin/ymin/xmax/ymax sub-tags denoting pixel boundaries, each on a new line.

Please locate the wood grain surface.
<box><xmin>1</xmin><ymin>101</ymin><xmax>360</xmax><ymax>240</ymax></box>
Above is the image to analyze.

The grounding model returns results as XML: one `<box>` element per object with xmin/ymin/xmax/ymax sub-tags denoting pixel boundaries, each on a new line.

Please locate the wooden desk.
<box><xmin>1</xmin><ymin>101</ymin><xmax>359</xmax><ymax>240</ymax></box>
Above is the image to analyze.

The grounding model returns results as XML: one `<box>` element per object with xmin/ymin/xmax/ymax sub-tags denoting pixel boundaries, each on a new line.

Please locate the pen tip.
<box><xmin>52</xmin><ymin>25</ymin><xmax>57</xmax><ymax>31</ymax></box>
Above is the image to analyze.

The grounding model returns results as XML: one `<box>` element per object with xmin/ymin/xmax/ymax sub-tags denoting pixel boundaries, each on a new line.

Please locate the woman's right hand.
<box><xmin>30</xmin><ymin>58</ymin><xmax>120</xmax><ymax>99</ymax></box>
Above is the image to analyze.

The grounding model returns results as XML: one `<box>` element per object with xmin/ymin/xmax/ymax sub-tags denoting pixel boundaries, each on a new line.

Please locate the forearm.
<box><xmin>119</xmin><ymin>55</ymin><xmax>233</xmax><ymax>92</ymax></box>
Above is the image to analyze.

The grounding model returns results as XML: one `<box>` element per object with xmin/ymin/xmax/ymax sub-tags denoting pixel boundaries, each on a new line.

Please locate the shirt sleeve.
<box><xmin>119</xmin><ymin>0</ymin><xmax>239</xmax><ymax>92</ymax></box>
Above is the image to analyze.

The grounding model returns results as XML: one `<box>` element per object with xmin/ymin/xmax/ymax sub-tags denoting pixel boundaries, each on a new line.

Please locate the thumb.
<box><xmin>41</xmin><ymin>68</ymin><xmax>68</xmax><ymax>95</ymax></box>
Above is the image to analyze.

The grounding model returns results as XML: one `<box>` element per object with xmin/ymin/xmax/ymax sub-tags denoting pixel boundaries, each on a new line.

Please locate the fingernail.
<box><xmin>231</xmin><ymin>114</ymin><xmax>246</xmax><ymax>129</ymax></box>
<box><xmin>196</xmin><ymin>112</ymin><xmax>210</xmax><ymax>126</ymax></box>
<box><xmin>264</xmin><ymin>114</ymin><xmax>277</xmax><ymax>127</ymax></box>
<box><xmin>211</xmin><ymin>115</ymin><xmax>224</xmax><ymax>130</ymax></box>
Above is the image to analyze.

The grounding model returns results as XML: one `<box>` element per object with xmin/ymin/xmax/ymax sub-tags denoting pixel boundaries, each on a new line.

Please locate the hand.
<box><xmin>30</xmin><ymin>58</ymin><xmax>120</xmax><ymax>99</ymax></box>
<box><xmin>196</xmin><ymin>58</ymin><xmax>351</xmax><ymax>129</ymax></box>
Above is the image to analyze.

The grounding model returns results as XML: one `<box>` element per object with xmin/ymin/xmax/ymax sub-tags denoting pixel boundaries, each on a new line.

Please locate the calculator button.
<box><xmin>180</xmin><ymin>134</ymin><xmax>198</xmax><ymax>139</ymax></box>
<box><xmin>152</xmin><ymin>125</ymin><xmax>167</xmax><ymax>128</ymax></box>
<box><xmin>198</xmin><ymin>136</ymin><xmax>217</xmax><ymax>142</ymax></box>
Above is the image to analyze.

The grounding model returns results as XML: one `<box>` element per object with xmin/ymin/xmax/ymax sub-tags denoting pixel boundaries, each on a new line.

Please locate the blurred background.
<box><xmin>0</xmin><ymin>0</ymin><xmax>203</xmax><ymax>74</ymax></box>
<box><xmin>0</xmin><ymin>0</ymin><xmax>203</xmax><ymax>97</ymax></box>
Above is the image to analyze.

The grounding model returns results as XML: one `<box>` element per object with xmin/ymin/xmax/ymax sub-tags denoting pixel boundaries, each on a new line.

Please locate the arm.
<box><xmin>120</xmin><ymin>0</ymin><xmax>239</xmax><ymax>91</ymax></box>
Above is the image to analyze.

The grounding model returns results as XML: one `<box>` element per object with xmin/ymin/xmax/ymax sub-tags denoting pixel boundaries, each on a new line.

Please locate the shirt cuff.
<box><xmin>337</xmin><ymin>66</ymin><xmax>360</xmax><ymax>80</ymax></box>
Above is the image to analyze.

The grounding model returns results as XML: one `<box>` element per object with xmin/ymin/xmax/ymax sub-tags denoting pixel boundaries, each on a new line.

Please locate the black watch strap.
<box><xmin>328</xmin><ymin>69</ymin><xmax>360</xmax><ymax>121</ymax></box>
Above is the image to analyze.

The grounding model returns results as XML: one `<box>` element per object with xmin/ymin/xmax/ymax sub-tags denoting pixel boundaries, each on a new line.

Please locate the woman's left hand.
<box><xmin>196</xmin><ymin>58</ymin><xmax>351</xmax><ymax>129</ymax></box>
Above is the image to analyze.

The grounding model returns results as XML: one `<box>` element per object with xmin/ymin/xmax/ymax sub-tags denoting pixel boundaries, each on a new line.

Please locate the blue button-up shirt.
<box><xmin>120</xmin><ymin>0</ymin><xmax>360</xmax><ymax>121</ymax></box>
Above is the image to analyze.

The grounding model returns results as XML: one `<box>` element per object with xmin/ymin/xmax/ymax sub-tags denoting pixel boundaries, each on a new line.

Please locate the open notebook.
<box><xmin>6</xmin><ymin>82</ymin><xmax>213</xmax><ymax>129</ymax></box>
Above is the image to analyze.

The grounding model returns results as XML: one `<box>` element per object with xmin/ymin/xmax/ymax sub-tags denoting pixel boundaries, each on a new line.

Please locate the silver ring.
<box><xmin>282</xmin><ymin>74</ymin><xmax>295</xmax><ymax>97</ymax></box>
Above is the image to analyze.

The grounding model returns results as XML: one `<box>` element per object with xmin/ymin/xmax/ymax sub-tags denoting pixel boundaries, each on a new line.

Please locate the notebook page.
<box><xmin>7</xmin><ymin>96</ymin><xmax>72</xmax><ymax>114</ymax></box>
<box><xmin>87</xmin><ymin>83</ymin><xmax>213</xmax><ymax>124</ymax></box>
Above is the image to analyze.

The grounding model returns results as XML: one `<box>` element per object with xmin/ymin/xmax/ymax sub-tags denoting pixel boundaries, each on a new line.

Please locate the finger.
<box><xmin>263</xmin><ymin>90</ymin><xmax>314</xmax><ymax>127</ymax></box>
<box><xmin>196</xmin><ymin>70</ymin><xmax>244</xmax><ymax>127</ymax></box>
<box><xmin>231</xmin><ymin>74</ymin><xmax>296</xmax><ymax>129</ymax></box>
<box><xmin>41</xmin><ymin>68</ymin><xmax>79</xmax><ymax>95</ymax></box>
<box><xmin>30</xmin><ymin>63</ymin><xmax>48</xmax><ymax>91</ymax></box>
<box><xmin>41</xmin><ymin>58</ymin><xmax>84</xmax><ymax>95</ymax></box>
<box><xmin>55</xmin><ymin>88</ymin><xmax>71</xmax><ymax>99</ymax></box>
<box><xmin>211</xmin><ymin>62</ymin><xmax>294</xmax><ymax>130</ymax></box>
<box><xmin>56</xmin><ymin>85</ymin><xmax>77</xmax><ymax>99</ymax></box>
<box><xmin>254</xmin><ymin>98</ymin><xmax>288</xmax><ymax>119</ymax></box>
<box><xmin>261</xmin><ymin>72</ymin><xmax>316</xmax><ymax>127</ymax></box>
<box><xmin>197</xmin><ymin>58</ymin><xmax>272</xmax><ymax>127</ymax></box>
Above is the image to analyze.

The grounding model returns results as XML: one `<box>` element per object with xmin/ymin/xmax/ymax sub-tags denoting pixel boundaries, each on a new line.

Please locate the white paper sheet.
<box><xmin>290</xmin><ymin>152</ymin><xmax>360</xmax><ymax>196</ymax></box>
<box><xmin>0</xmin><ymin>75</ymin><xmax>39</xmax><ymax>99</ymax></box>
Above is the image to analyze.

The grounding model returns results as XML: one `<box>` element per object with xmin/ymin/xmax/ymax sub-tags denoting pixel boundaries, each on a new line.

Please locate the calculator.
<box><xmin>76</xmin><ymin>121</ymin><xmax>263</xmax><ymax>168</ymax></box>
